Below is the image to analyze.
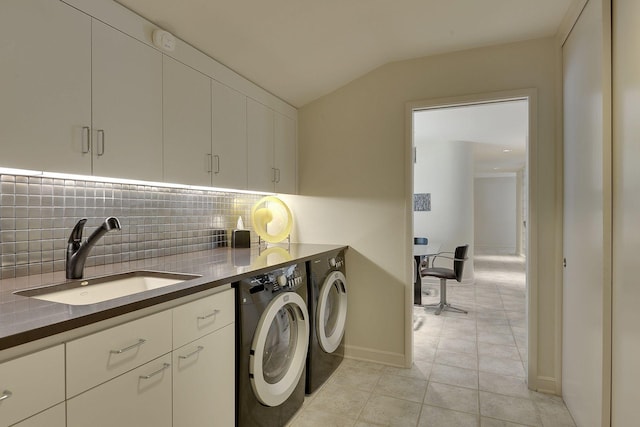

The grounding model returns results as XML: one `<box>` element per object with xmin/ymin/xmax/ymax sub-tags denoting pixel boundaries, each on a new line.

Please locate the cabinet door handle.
<box><xmin>178</xmin><ymin>346</ymin><xmax>204</xmax><ymax>360</ymax></box>
<box><xmin>207</xmin><ymin>154</ymin><xmax>213</xmax><ymax>173</ymax></box>
<box><xmin>276</xmin><ymin>168</ymin><xmax>281</xmax><ymax>183</ymax></box>
<box><xmin>110</xmin><ymin>338</ymin><xmax>146</xmax><ymax>354</ymax></box>
<box><xmin>214</xmin><ymin>155</ymin><xmax>220</xmax><ymax>174</ymax></box>
<box><xmin>97</xmin><ymin>129</ymin><xmax>105</xmax><ymax>156</ymax></box>
<box><xmin>82</xmin><ymin>126</ymin><xmax>91</xmax><ymax>154</ymax></box>
<box><xmin>139</xmin><ymin>363</ymin><xmax>170</xmax><ymax>380</ymax></box>
<box><xmin>0</xmin><ymin>390</ymin><xmax>12</xmax><ymax>402</ymax></box>
<box><xmin>197</xmin><ymin>309</ymin><xmax>220</xmax><ymax>320</ymax></box>
<box><xmin>272</xmin><ymin>167</ymin><xmax>277</xmax><ymax>183</ymax></box>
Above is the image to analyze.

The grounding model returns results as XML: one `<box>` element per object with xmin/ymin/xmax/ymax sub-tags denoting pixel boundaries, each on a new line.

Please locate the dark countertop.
<box><xmin>0</xmin><ymin>243</ymin><xmax>347</xmax><ymax>351</ymax></box>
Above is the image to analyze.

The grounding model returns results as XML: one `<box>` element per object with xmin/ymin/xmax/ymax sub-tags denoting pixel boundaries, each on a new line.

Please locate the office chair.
<box><xmin>420</xmin><ymin>244</ymin><xmax>469</xmax><ymax>315</ymax></box>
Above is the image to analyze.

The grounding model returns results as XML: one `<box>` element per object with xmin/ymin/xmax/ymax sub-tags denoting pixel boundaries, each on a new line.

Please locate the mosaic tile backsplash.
<box><xmin>0</xmin><ymin>174</ymin><xmax>262</xmax><ymax>280</ymax></box>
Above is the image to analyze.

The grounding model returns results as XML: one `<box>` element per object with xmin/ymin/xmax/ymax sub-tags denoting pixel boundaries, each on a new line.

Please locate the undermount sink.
<box><xmin>15</xmin><ymin>271</ymin><xmax>201</xmax><ymax>306</ymax></box>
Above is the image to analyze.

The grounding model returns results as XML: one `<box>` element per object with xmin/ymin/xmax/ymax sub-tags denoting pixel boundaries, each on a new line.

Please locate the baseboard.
<box><xmin>533</xmin><ymin>375</ymin><xmax>559</xmax><ymax>395</ymax></box>
<box><xmin>343</xmin><ymin>344</ymin><xmax>406</xmax><ymax>367</ymax></box>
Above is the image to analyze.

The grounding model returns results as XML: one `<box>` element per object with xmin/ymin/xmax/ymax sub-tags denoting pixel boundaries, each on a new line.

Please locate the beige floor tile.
<box><xmin>329</xmin><ymin>364</ymin><xmax>384</xmax><ymax>391</ymax></box>
<box><xmin>430</xmin><ymin>364</ymin><xmax>478</xmax><ymax>389</ymax></box>
<box><xmin>306</xmin><ymin>382</ymin><xmax>370</xmax><ymax>420</ymax></box>
<box><xmin>478</xmin><ymin>342</ymin><xmax>522</xmax><ymax>361</ymax></box>
<box><xmin>438</xmin><ymin>337</ymin><xmax>478</xmax><ymax>354</ymax></box>
<box><xmin>480</xmin><ymin>417</ymin><xmax>532</xmax><ymax>426</ymax></box>
<box><xmin>531</xmin><ymin>393</ymin><xmax>576</xmax><ymax>427</ymax></box>
<box><xmin>373</xmin><ymin>374</ymin><xmax>427</xmax><ymax>403</ymax></box>
<box><xmin>288</xmin><ymin>408</ymin><xmax>357</xmax><ymax>427</ymax></box>
<box><xmin>479</xmin><ymin>391</ymin><xmax>541</xmax><ymax>426</ymax></box>
<box><xmin>478</xmin><ymin>372</ymin><xmax>531</xmax><ymax>399</ymax></box>
<box><xmin>418</xmin><ymin>405</ymin><xmax>479</xmax><ymax>427</ymax></box>
<box><xmin>434</xmin><ymin>349</ymin><xmax>478</xmax><ymax>370</ymax></box>
<box><xmin>358</xmin><ymin>394</ymin><xmax>422</xmax><ymax>427</ymax></box>
<box><xmin>477</xmin><ymin>332</ymin><xmax>516</xmax><ymax>346</ymax></box>
<box><xmin>479</xmin><ymin>355</ymin><xmax>526</xmax><ymax>378</ymax></box>
<box><xmin>383</xmin><ymin>362</ymin><xmax>431</xmax><ymax>381</ymax></box>
<box><xmin>424</xmin><ymin>381</ymin><xmax>479</xmax><ymax>414</ymax></box>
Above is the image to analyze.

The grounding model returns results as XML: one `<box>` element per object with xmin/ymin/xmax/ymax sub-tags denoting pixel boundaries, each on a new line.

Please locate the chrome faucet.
<box><xmin>66</xmin><ymin>217</ymin><xmax>122</xmax><ymax>279</ymax></box>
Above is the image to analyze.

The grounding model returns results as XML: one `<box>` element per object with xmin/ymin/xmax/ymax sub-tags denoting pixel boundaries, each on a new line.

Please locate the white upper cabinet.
<box><xmin>248</xmin><ymin>99</ymin><xmax>297</xmax><ymax>194</ymax></box>
<box><xmin>274</xmin><ymin>113</ymin><xmax>297</xmax><ymax>194</ymax></box>
<box><xmin>163</xmin><ymin>56</ymin><xmax>212</xmax><ymax>186</ymax></box>
<box><xmin>247</xmin><ymin>99</ymin><xmax>276</xmax><ymax>192</ymax></box>
<box><xmin>0</xmin><ymin>0</ymin><xmax>92</xmax><ymax>175</ymax></box>
<box><xmin>0</xmin><ymin>0</ymin><xmax>296</xmax><ymax>192</ymax></box>
<box><xmin>91</xmin><ymin>19</ymin><xmax>163</xmax><ymax>182</ymax></box>
<box><xmin>212</xmin><ymin>79</ymin><xmax>248</xmax><ymax>189</ymax></box>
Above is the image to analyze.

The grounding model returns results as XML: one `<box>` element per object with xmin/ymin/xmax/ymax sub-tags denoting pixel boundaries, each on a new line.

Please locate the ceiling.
<box><xmin>413</xmin><ymin>100</ymin><xmax>528</xmax><ymax>175</ymax></box>
<box><xmin>115</xmin><ymin>0</ymin><xmax>574</xmax><ymax>107</ymax></box>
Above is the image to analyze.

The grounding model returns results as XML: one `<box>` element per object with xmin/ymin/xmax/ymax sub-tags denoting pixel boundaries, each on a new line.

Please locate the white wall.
<box><xmin>561</xmin><ymin>0</ymin><xmax>609</xmax><ymax>424</ymax></box>
<box><xmin>474</xmin><ymin>176</ymin><xmax>517</xmax><ymax>254</ymax></box>
<box><xmin>291</xmin><ymin>36</ymin><xmax>561</xmax><ymax>387</ymax></box>
<box><xmin>612</xmin><ymin>0</ymin><xmax>640</xmax><ymax>423</ymax></box>
<box><xmin>414</xmin><ymin>139</ymin><xmax>474</xmax><ymax>281</ymax></box>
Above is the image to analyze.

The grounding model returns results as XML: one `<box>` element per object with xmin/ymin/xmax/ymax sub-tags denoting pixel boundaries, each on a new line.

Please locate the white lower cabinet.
<box><xmin>67</xmin><ymin>354</ymin><xmax>172</xmax><ymax>427</ymax></box>
<box><xmin>0</xmin><ymin>345</ymin><xmax>64</xmax><ymax>427</ymax></box>
<box><xmin>11</xmin><ymin>403</ymin><xmax>65</xmax><ymax>427</ymax></box>
<box><xmin>173</xmin><ymin>323</ymin><xmax>235</xmax><ymax>427</ymax></box>
<box><xmin>62</xmin><ymin>288</ymin><xmax>233</xmax><ymax>427</ymax></box>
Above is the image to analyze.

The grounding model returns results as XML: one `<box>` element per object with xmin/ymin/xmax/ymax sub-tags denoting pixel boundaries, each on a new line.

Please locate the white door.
<box><xmin>612</xmin><ymin>0</ymin><xmax>640</xmax><ymax>423</ymax></box>
<box><xmin>250</xmin><ymin>292</ymin><xmax>309</xmax><ymax>407</ymax></box>
<box><xmin>0</xmin><ymin>0</ymin><xmax>91</xmax><ymax>175</ymax></box>
<box><xmin>247</xmin><ymin>99</ymin><xmax>275</xmax><ymax>192</ymax></box>
<box><xmin>317</xmin><ymin>271</ymin><xmax>348</xmax><ymax>353</ymax></box>
<box><xmin>561</xmin><ymin>0</ymin><xmax>608</xmax><ymax>425</ymax></box>
<box><xmin>212</xmin><ymin>79</ymin><xmax>248</xmax><ymax>189</ymax></box>
<box><xmin>91</xmin><ymin>19</ymin><xmax>163</xmax><ymax>181</ymax></box>
<box><xmin>274</xmin><ymin>113</ymin><xmax>297</xmax><ymax>194</ymax></box>
<box><xmin>163</xmin><ymin>56</ymin><xmax>212</xmax><ymax>186</ymax></box>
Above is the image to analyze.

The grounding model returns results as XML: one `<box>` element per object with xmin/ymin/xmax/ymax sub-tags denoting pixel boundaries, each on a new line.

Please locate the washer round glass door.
<box><xmin>250</xmin><ymin>291</ymin><xmax>309</xmax><ymax>407</ymax></box>
<box><xmin>317</xmin><ymin>270</ymin><xmax>348</xmax><ymax>353</ymax></box>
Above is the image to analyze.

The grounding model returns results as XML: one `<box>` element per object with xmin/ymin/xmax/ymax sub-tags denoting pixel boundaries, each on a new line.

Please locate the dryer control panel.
<box><xmin>329</xmin><ymin>255</ymin><xmax>344</xmax><ymax>269</ymax></box>
<box><xmin>246</xmin><ymin>263</ymin><xmax>305</xmax><ymax>295</ymax></box>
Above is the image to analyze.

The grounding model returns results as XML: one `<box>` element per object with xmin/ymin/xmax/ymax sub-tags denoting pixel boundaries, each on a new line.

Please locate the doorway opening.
<box><xmin>406</xmin><ymin>90</ymin><xmax>536</xmax><ymax>388</ymax></box>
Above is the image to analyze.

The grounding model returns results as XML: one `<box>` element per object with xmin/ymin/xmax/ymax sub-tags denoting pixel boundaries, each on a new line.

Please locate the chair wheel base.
<box><xmin>422</xmin><ymin>302</ymin><xmax>468</xmax><ymax>316</ymax></box>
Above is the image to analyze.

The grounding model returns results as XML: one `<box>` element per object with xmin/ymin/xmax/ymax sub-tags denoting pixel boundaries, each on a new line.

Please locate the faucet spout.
<box><xmin>66</xmin><ymin>217</ymin><xmax>122</xmax><ymax>279</ymax></box>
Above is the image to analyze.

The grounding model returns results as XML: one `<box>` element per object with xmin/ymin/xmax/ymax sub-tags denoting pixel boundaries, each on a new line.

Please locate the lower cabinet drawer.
<box><xmin>11</xmin><ymin>402</ymin><xmax>65</xmax><ymax>427</ymax></box>
<box><xmin>173</xmin><ymin>323</ymin><xmax>235</xmax><ymax>427</ymax></box>
<box><xmin>66</xmin><ymin>309</ymin><xmax>172</xmax><ymax>397</ymax></box>
<box><xmin>173</xmin><ymin>288</ymin><xmax>234</xmax><ymax>349</ymax></box>
<box><xmin>0</xmin><ymin>345</ymin><xmax>64</xmax><ymax>427</ymax></box>
<box><xmin>67</xmin><ymin>354</ymin><xmax>172</xmax><ymax>427</ymax></box>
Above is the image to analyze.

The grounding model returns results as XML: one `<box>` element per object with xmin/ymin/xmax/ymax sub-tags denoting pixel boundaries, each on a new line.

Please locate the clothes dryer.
<box><xmin>236</xmin><ymin>262</ymin><xmax>309</xmax><ymax>426</ymax></box>
<box><xmin>306</xmin><ymin>249</ymin><xmax>347</xmax><ymax>394</ymax></box>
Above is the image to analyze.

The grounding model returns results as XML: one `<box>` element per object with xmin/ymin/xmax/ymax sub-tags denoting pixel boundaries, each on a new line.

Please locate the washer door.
<box><xmin>317</xmin><ymin>270</ymin><xmax>348</xmax><ymax>353</ymax></box>
<box><xmin>250</xmin><ymin>291</ymin><xmax>309</xmax><ymax>407</ymax></box>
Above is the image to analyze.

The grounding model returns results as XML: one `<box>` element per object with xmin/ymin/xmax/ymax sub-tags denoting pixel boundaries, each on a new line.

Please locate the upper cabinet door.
<box><xmin>274</xmin><ymin>113</ymin><xmax>297</xmax><ymax>194</ymax></box>
<box><xmin>0</xmin><ymin>0</ymin><xmax>91</xmax><ymax>175</ymax></box>
<box><xmin>247</xmin><ymin>99</ymin><xmax>275</xmax><ymax>192</ymax></box>
<box><xmin>91</xmin><ymin>19</ymin><xmax>163</xmax><ymax>182</ymax></box>
<box><xmin>163</xmin><ymin>56</ymin><xmax>212</xmax><ymax>186</ymax></box>
<box><xmin>212</xmin><ymin>80</ymin><xmax>248</xmax><ymax>190</ymax></box>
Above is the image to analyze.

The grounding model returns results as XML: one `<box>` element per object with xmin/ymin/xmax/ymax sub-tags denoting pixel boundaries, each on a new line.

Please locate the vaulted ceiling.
<box><xmin>115</xmin><ymin>0</ymin><xmax>574</xmax><ymax>107</ymax></box>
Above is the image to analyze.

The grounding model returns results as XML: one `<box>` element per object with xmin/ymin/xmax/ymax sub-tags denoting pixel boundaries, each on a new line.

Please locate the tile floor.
<box><xmin>287</xmin><ymin>253</ymin><xmax>576</xmax><ymax>427</ymax></box>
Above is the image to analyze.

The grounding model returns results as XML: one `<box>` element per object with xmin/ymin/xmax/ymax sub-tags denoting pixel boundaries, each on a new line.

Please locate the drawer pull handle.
<box><xmin>179</xmin><ymin>346</ymin><xmax>204</xmax><ymax>360</ymax></box>
<box><xmin>139</xmin><ymin>363</ymin><xmax>171</xmax><ymax>380</ymax></box>
<box><xmin>0</xmin><ymin>390</ymin><xmax>12</xmax><ymax>401</ymax></box>
<box><xmin>197</xmin><ymin>309</ymin><xmax>220</xmax><ymax>320</ymax></box>
<box><xmin>110</xmin><ymin>338</ymin><xmax>146</xmax><ymax>354</ymax></box>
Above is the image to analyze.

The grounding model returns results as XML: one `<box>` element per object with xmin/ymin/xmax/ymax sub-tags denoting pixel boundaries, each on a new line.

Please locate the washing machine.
<box><xmin>306</xmin><ymin>249</ymin><xmax>348</xmax><ymax>394</ymax></box>
<box><xmin>236</xmin><ymin>262</ymin><xmax>309</xmax><ymax>427</ymax></box>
